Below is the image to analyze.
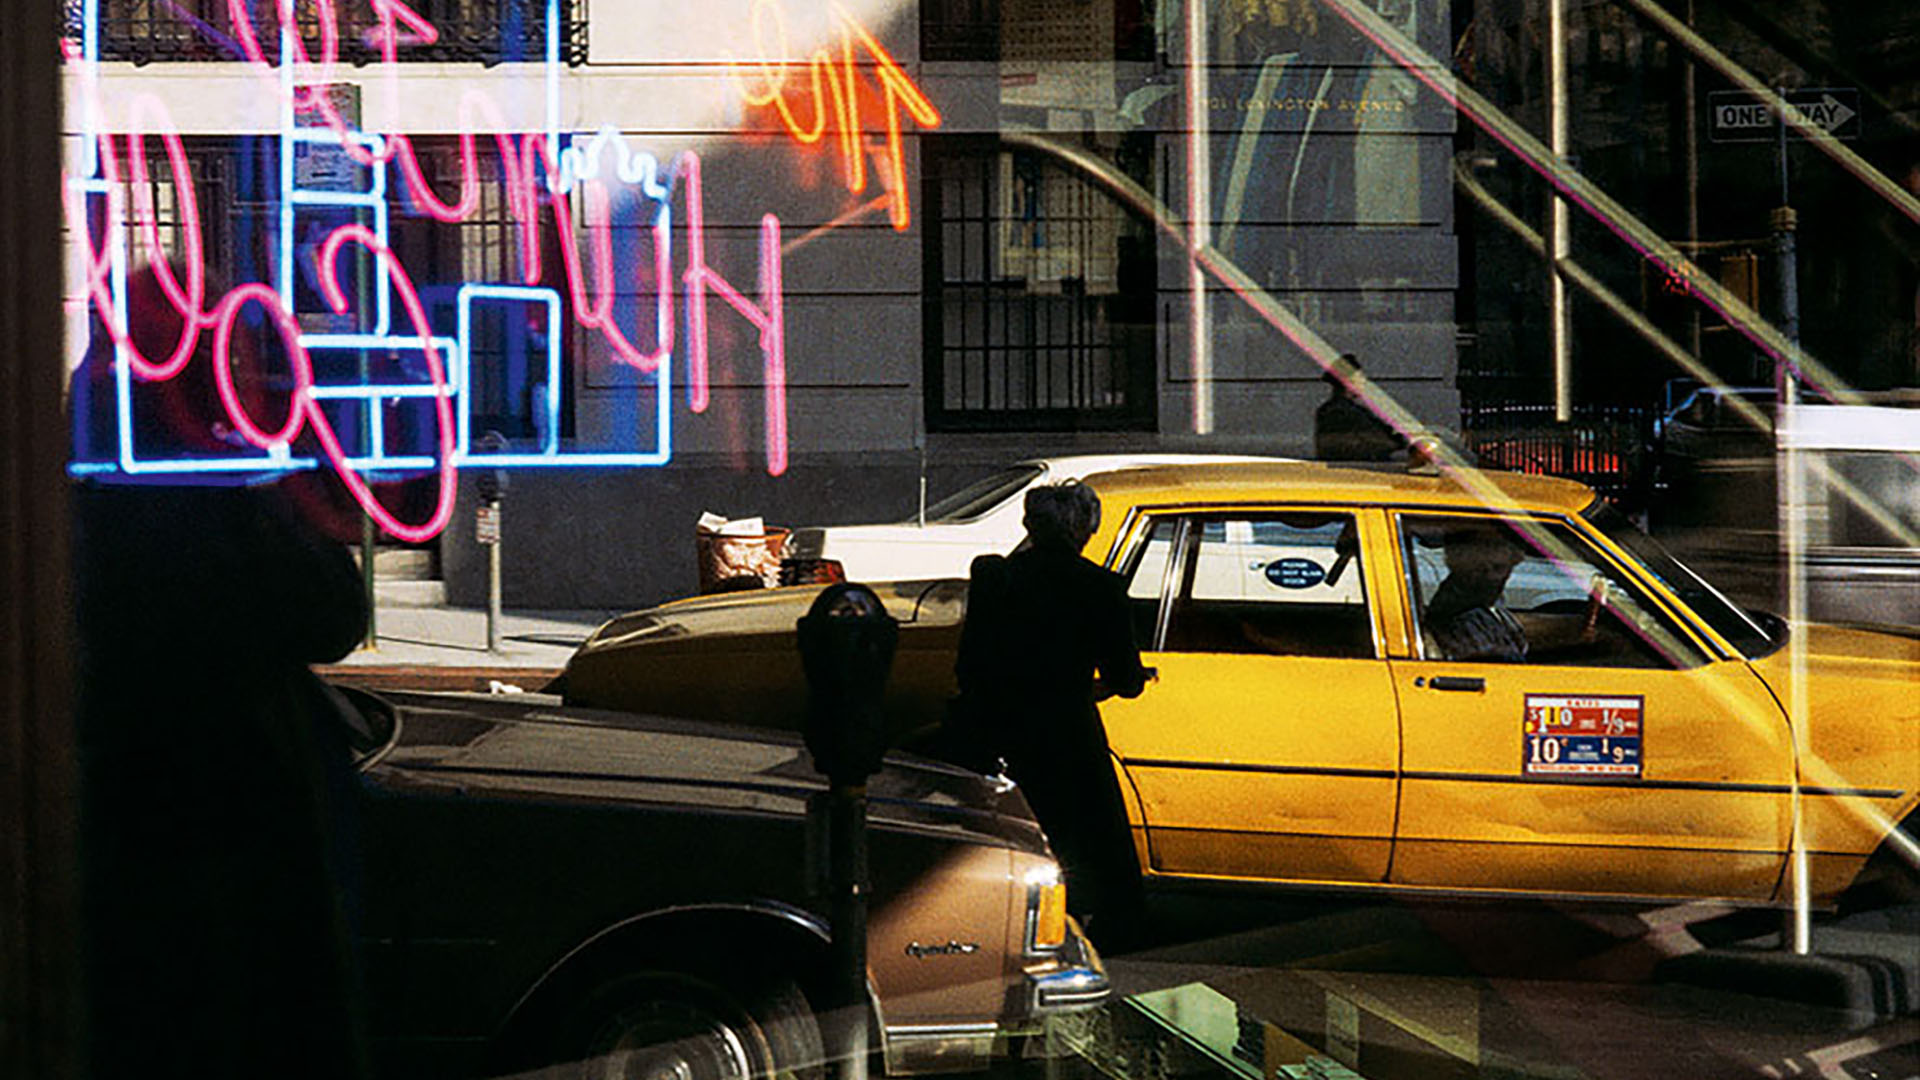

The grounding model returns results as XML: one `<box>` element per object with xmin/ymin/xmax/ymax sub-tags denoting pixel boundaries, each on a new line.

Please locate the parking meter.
<box><xmin>795</xmin><ymin>582</ymin><xmax>895</xmax><ymax>1080</ymax></box>
<box><xmin>476</xmin><ymin>431</ymin><xmax>509</xmax><ymax>651</ymax></box>
<box><xmin>797</xmin><ymin>583</ymin><xmax>898</xmax><ymax>783</ymax></box>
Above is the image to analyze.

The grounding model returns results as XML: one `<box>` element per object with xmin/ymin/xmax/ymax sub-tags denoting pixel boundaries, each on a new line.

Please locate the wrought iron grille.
<box><xmin>86</xmin><ymin>0</ymin><xmax>589</xmax><ymax>66</ymax></box>
<box><xmin>923</xmin><ymin>138</ymin><xmax>1156</xmax><ymax>433</ymax></box>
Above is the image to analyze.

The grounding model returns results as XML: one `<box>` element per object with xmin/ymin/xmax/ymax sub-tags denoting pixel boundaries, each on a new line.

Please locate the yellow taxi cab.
<box><xmin>561</xmin><ymin>461</ymin><xmax>1918</xmax><ymax>908</ymax></box>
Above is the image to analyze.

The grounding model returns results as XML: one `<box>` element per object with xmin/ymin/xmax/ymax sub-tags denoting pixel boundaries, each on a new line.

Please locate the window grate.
<box><xmin>923</xmin><ymin>138</ymin><xmax>1155</xmax><ymax>433</ymax></box>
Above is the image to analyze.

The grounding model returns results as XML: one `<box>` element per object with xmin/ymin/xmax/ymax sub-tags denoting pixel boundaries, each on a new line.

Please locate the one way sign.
<box><xmin>1709</xmin><ymin>88</ymin><xmax>1861</xmax><ymax>143</ymax></box>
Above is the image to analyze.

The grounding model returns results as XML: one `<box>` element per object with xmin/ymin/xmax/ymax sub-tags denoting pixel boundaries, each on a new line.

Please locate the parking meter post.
<box><xmin>797</xmin><ymin>584</ymin><xmax>898</xmax><ymax>1080</ymax></box>
<box><xmin>361</xmin><ymin>511</ymin><xmax>377</xmax><ymax>650</ymax></box>
<box><xmin>827</xmin><ymin>784</ymin><xmax>868</xmax><ymax>1080</ymax></box>
<box><xmin>487</xmin><ymin>508</ymin><xmax>503</xmax><ymax>654</ymax></box>
<box><xmin>477</xmin><ymin>433</ymin><xmax>509</xmax><ymax>654</ymax></box>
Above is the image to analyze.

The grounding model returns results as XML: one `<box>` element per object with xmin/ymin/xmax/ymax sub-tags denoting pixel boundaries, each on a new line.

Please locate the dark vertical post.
<box><xmin>477</xmin><ymin>432</ymin><xmax>509</xmax><ymax>653</ymax></box>
<box><xmin>1773</xmin><ymin>85</ymin><xmax>1801</xmax><ymax>349</ymax></box>
<box><xmin>362</xmin><ymin>513</ymin><xmax>378</xmax><ymax>649</ymax></box>
<box><xmin>797</xmin><ymin>585</ymin><xmax>897</xmax><ymax>1080</ymax></box>
<box><xmin>826</xmin><ymin>782</ymin><xmax>869</xmax><ymax>1080</ymax></box>
<box><xmin>0</xmin><ymin>0</ymin><xmax>80</xmax><ymax>1071</ymax></box>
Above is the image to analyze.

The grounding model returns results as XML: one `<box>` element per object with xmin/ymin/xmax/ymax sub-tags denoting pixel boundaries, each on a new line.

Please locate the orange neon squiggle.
<box><xmin>730</xmin><ymin>0</ymin><xmax>941</xmax><ymax>229</ymax></box>
<box><xmin>840</xmin><ymin>7</ymin><xmax>940</xmax><ymax>231</ymax></box>
<box><xmin>733</xmin><ymin>2</ymin><xmax>830</xmax><ymax>144</ymax></box>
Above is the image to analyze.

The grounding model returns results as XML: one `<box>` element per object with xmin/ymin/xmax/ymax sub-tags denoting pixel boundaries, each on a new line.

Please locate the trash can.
<box><xmin>696</xmin><ymin>516</ymin><xmax>790</xmax><ymax>593</ymax></box>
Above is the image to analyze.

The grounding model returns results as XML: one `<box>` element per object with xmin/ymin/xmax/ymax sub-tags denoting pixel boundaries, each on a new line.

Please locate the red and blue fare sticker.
<box><xmin>1523</xmin><ymin>694</ymin><xmax>1643</xmax><ymax>778</ymax></box>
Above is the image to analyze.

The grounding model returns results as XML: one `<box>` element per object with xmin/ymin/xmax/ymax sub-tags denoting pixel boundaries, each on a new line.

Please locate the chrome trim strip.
<box><xmin>1126</xmin><ymin>759</ymin><xmax>1396</xmax><ymax>780</ymax></box>
<box><xmin>886</xmin><ymin>1023</ymin><xmax>1001</xmax><ymax>1039</ymax></box>
<box><xmin>1399</xmin><ymin>770</ymin><xmax>1903</xmax><ymax>798</ymax></box>
<box><xmin>1118</xmin><ymin>758</ymin><xmax>1901</xmax><ymax>799</ymax></box>
<box><xmin>1029</xmin><ymin>968</ymin><xmax>1111</xmax><ymax>1014</ymax></box>
<box><xmin>1152</xmin><ymin>517</ymin><xmax>1191</xmax><ymax>652</ymax></box>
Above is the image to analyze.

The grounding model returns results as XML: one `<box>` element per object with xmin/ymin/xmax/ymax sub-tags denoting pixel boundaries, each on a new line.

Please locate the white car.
<box><xmin>780</xmin><ymin>454</ymin><xmax>1294</xmax><ymax>584</ymax></box>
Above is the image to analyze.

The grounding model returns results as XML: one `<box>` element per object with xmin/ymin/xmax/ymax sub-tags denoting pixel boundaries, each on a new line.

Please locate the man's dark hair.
<box><xmin>1024</xmin><ymin>481</ymin><xmax>1102</xmax><ymax>551</ymax></box>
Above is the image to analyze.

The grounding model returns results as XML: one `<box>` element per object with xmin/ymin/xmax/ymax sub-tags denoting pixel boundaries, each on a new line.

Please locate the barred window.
<box><xmin>923</xmin><ymin>138</ymin><xmax>1156</xmax><ymax>432</ymax></box>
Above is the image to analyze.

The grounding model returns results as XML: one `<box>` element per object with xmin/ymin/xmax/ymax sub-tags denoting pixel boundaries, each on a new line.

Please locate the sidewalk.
<box><xmin>316</xmin><ymin>593</ymin><xmax>624</xmax><ymax>691</ymax></box>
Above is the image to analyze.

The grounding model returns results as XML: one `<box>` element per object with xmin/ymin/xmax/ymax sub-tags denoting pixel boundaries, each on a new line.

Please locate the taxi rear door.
<box><xmin>1099</xmin><ymin>506</ymin><xmax>1400</xmax><ymax>885</ymax></box>
<box><xmin>1384</xmin><ymin>510</ymin><xmax>1792</xmax><ymax>901</ymax></box>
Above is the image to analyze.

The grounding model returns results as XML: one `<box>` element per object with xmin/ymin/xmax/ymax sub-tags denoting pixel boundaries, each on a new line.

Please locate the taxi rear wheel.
<box><xmin>562</xmin><ymin>968</ymin><xmax>823</xmax><ymax>1080</ymax></box>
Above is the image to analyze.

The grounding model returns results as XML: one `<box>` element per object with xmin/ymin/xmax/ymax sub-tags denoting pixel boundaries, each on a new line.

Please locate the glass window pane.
<box><xmin>1164</xmin><ymin>513</ymin><xmax>1372</xmax><ymax>658</ymax></box>
<box><xmin>1400</xmin><ymin>515</ymin><xmax>1707</xmax><ymax>670</ymax></box>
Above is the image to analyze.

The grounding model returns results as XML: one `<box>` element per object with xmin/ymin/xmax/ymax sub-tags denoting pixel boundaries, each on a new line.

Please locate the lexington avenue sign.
<box><xmin>1709</xmin><ymin>87</ymin><xmax>1861</xmax><ymax>143</ymax></box>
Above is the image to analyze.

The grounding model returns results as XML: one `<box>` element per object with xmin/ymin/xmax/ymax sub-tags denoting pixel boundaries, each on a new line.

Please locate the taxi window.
<box><xmin>1122</xmin><ymin>517</ymin><xmax>1179</xmax><ymax>648</ymax></box>
<box><xmin>1162</xmin><ymin>512</ymin><xmax>1373</xmax><ymax>659</ymax></box>
<box><xmin>1399</xmin><ymin>515</ymin><xmax>1707</xmax><ymax>670</ymax></box>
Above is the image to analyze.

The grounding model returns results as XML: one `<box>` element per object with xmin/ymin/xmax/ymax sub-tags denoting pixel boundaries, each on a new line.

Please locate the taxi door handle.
<box><xmin>1427</xmin><ymin>676</ymin><xmax>1485</xmax><ymax>693</ymax></box>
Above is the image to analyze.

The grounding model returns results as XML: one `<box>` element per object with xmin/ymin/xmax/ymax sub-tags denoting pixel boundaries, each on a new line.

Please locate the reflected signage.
<box><xmin>63</xmin><ymin>0</ymin><xmax>934</xmax><ymax>540</ymax></box>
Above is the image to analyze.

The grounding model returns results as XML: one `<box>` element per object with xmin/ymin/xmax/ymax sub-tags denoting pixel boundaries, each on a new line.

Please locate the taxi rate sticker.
<box><xmin>1523</xmin><ymin>694</ymin><xmax>1643</xmax><ymax>778</ymax></box>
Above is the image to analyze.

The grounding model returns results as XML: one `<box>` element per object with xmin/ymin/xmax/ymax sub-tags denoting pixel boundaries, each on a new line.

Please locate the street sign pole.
<box><xmin>1549</xmin><ymin>0</ymin><xmax>1573</xmax><ymax>423</ymax></box>
<box><xmin>1769</xmin><ymin>86</ymin><xmax>1812</xmax><ymax>958</ymax></box>
<box><xmin>487</xmin><ymin>509</ymin><xmax>503</xmax><ymax>653</ymax></box>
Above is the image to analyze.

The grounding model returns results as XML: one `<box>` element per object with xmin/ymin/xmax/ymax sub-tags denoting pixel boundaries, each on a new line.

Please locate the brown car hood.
<box><xmin>560</xmin><ymin>580</ymin><xmax>968</xmax><ymax>744</ymax></box>
<box><xmin>367</xmin><ymin>689</ymin><xmax>1043</xmax><ymax>854</ymax></box>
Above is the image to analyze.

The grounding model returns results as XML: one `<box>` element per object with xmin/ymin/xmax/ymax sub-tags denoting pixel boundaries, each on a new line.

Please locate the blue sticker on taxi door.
<box><xmin>1523</xmin><ymin>694</ymin><xmax>1643</xmax><ymax>777</ymax></box>
<box><xmin>1264</xmin><ymin>558</ymin><xmax>1326</xmax><ymax>589</ymax></box>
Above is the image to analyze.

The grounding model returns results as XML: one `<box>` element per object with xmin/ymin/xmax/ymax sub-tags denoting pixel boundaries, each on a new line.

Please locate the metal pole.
<box><xmin>828</xmin><ymin>784</ymin><xmax>869</xmax><ymax>1080</ymax></box>
<box><xmin>486</xmin><ymin>501</ymin><xmax>503</xmax><ymax>654</ymax></box>
<box><xmin>1771</xmin><ymin>86</ymin><xmax>1809</xmax><ymax>954</ymax></box>
<box><xmin>1683</xmin><ymin>0</ymin><xmax>1702</xmax><ymax>361</ymax></box>
<box><xmin>1549</xmin><ymin>0</ymin><xmax>1572</xmax><ymax>423</ymax></box>
<box><xmin>1773</xmin><ymin>92</ymin><xmax>1801</xmax><ymax>347</ymax></box>
<box><xmin>1184</xmin><ymin>0</ymin><xmax>1213</xmax><ymax>434</ymax></box>
<box><xmin>1782</xmin><ymin>377</ymin><xmax>1812</xmax><ymax>956</ymax></box>
<box><xmin>362</xmin><ymin>513</ymin><xmax>378</xmax><ymax>650</ymax></box>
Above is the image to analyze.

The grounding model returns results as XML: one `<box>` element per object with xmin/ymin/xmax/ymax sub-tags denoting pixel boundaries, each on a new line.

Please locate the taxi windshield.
<box><xmin>1582</xmin><ymin>500</ymin><xmax>1780</xmax><ymax>658</ymax></box>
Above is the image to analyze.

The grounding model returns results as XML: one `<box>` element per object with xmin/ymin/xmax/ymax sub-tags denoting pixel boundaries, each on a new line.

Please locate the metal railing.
<box><xmin>1461</xmin><ymin>396</ymin><xmax>1654</xmax><ymax>506</ymax></box>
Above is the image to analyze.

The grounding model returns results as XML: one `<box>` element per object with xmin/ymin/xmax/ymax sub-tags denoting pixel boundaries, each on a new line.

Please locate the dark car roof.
<box><xmin>363</xmin><ymin>689</ymin><xmax>1044</xmax><ymax>852</ymax></box>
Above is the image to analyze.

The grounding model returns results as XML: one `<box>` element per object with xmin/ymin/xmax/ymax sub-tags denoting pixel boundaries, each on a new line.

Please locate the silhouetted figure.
<box><xmin>1424</xmin><ymin>526</ymin><xmax>1528</xmax><ymax>661</ymax></box>
<box><xmin>952</xmin><ymin>483</ymin><xmax>1152</xmax><ymax>947</ymax></box>
<box><xmin>1313</xmin><ymin>354</ymin><xmax>1402</xmax><ymax>462</ymax></box>
<box><xmin>75</xmin><ymin>266</ymin><xmax>373</xmax><ymax>1080</ymax></box>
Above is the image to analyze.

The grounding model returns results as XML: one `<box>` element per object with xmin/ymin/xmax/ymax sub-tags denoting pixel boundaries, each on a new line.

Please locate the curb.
<box><xmin>1657</xmin><ymin>947</ymin><xmax>1916</xmax><ymax>1016</ymax></box>
<box><xmin>318</xmin><ymin>664</ymin><xmax>565</xmax><ymax>693</ymax></box>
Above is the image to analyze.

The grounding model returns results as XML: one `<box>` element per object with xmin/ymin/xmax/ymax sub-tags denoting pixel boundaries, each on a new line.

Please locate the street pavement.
<box><xmin>315</xmin><ymin>584</ymin><xmax>621</xmax><ymax>690</ymax></box>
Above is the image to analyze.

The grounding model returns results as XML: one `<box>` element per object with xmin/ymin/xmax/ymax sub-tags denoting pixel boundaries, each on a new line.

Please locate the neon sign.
<box><xmin>732</xmin><ymin>0</ymin><xmax>943</xmax><ymax>230</ymax></box>
<box><xmin>64</xmin><ymin>0</ymin><xmax>919</xmax><ymax>538</ymax></box>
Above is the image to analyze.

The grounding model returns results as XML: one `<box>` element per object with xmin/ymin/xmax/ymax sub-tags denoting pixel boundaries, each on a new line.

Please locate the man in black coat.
<box><xmin>953</xmin><ymin>482</ymin><xmax>1153</xmax><ymax>947</ymax></box>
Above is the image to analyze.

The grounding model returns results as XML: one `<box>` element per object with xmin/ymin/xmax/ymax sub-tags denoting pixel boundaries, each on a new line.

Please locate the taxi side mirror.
<box><xmin>797</xmin><ymin>583</ymin><xmax>899</xmax><ymax>784</ymax></box>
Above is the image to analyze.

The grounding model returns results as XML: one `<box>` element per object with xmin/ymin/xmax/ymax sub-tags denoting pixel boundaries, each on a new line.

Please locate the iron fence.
<box><xmin>1461</xmin><ymin>399</ymin><xmax>1655</xmax><ymax>508</ymax></box>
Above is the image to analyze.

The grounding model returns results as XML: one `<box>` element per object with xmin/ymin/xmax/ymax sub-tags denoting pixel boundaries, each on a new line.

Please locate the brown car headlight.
<box><xmin>1025</xmin><ymin>864</ymin><xmax>1068</xmax><ymax>954</ymax></box>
